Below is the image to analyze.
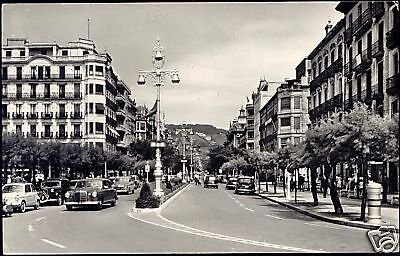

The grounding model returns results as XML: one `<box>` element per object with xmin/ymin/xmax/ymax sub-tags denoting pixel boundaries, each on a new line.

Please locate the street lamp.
<box><xmin>137</xmin><ymin>39</ymin><xmax>180</xmax><ymax>197</ymax></box>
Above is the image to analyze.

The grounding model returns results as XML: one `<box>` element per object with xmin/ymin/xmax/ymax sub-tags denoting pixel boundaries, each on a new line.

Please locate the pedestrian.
<box><xmin>298</xmin><ymin>175</ymin><xmax>305</xmax><ymax>192</ymax></box>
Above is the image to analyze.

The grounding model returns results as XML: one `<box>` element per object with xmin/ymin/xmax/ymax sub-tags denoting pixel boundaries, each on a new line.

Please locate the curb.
<box><xmin>131</xmin><ymin>183</ymin><xmax>191</xmax><ymax>213</ymax></box>
<box><xmin>257</xmin><ymin>193</ymin><xmax>399</xmax><ymax>232</ymax></box>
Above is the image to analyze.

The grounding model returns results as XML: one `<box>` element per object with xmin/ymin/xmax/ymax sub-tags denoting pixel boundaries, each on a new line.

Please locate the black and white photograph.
<box><xmin>1</xmin><ymin>1</ymin><xmax>399</xmax><ymax>254</ymax></box>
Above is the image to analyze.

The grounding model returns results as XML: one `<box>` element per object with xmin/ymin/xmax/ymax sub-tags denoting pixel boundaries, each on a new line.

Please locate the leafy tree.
<box><xmin>135</xmin><ymin>182</ymin><xmax>160</xmax><ymax>208</ymax></box>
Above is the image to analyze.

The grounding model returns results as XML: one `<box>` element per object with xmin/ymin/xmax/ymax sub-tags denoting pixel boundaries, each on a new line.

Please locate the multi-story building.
<box><xmin>1</xmin><ymin>37</ymin><xmax>135</xmax><ymax>152</ymax></box>
<box><xmin>251</xmin><ymin>78</ymin><xmax>281</xmax><ymax>152</ymax></box>
<box><xmin>308</xmin><ymin>19</ymin><xmax>345</xmax><ymax>124</ymax></box>
<box><xmin>226</xmin><ymin>107</ymin><xmax>247</xmax><ymax>148</ymax></box>
<box><xmin>245</xmin><ymin>99</ymin><xmax>255</xmax><ymax>150</ymax></box>
<box><xmin>259</xmin><ymin>79</ymin><xmax>310</xmax><ymax>152</ymax></box>
<box><xmin>134</xmin><ymin>105</ymin><xmax>156</xmax><ymax>141</ymax></box>
<box><xmin>336</xmin><ymin>1</ymin><xmax>399</xmax><ymax>193</ymax></box>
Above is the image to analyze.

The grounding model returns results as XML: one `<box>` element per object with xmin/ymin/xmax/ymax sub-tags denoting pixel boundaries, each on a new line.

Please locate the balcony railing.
<box><xmin>2</xmin><ymin>73</ymin><xmax>82</xmax><ymax>81</ymax></box>
<box><xmin>3</xmin><ymin>92</ymin><xmax>82</xmax><ymax>100</ymax></box>
<box><xmin>344</xmin><ymin>27</ymin><xmax>353</xmax><ymax>44</ymax></box>
<box><xmin>41</xmin><ymin>112</ymin><xmax>53</xmax><ymax>119</ymax></box>
<box><xmin>26</xmin><ymin>112</ymin><xmax>39</xmax><ymax>119</ymax></box>
<box><xmin>386</xmin><ymin>73</ymin><xmax>399</xmax><ymax>95</ymax></box>
<box><xmin>55</xmin><ymin>132</ymin><xmax>68</xmax><ymax>139</ymax></box>
<box><xmin>55</xmin><ymin>112</ymin><xmax>68</xmax><ymax>119</ymax></box>
<box><xmin>352</xmin><ymin>48</ymin><xmax>372</xmax><ymax>74</ymax></box>
<box><xmin>372</xmin><ymin>2</ymin><xmax>385</xmax><ymax>19</ymax></box>
<box><xmin>70</xmin><ymin>112</ymin><xmax>83</xmax><ymax>119</ymax></box>
<box><xmin>344</xmin><ymin>62</ymin><xmax>352</xmax><ymax>77</ymax></box>
<box><xmin>41</xmin><ymin>132</ymin><xmax>54</xmax><ymax>139</ymax></box>
<box><xmin>70</xmin><ymin>132</ymin><xmax>83</xmax><ymax>139</ymax></box>
<box><xmin>12</xmin><ymin>112</ymin><xmax>24</xmax><ymax>119</ymax></box>
<box><xmin>372</xmin><ymin>83</ymin><xmax>384</xmax><ymax>101</ymax></box>
<box><xmin>371</xmin><ymin>40</ymin><xmax>384</xmax><ymax>59</ymax></box>
<box><xmin>352</xmin><ymin>8</ymin><xmax>372</xmax><ymax>38</ymax></box>
<box><xmin>386</xmin><ymin>25</ymin><xmax>400</xmax><ymax>50</ymax></box>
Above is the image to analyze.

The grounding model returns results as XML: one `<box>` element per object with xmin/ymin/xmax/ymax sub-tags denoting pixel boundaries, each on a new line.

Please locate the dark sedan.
<box><xmin>39</xmin><ymin>178</ymin><xmax>70</xmax><ymax>205</ymax></box>
<box><xmin>225</xmin><ymin>177</ymin><xmax>238</xmax><ymax>190</ymax></box>
<box><xmin>235</xmin><ymin>176</ymin><xmax>256</xmax><ymax>194</ymax></box>
<box><xmin>64</xmin><ymin>178</ymin><xmax>117</xmax><ymax>210</ymax></box>
<box><xmin>204</xmin><ymin>175</ymin><xmax>218</xmax><ymax>189</ymax></box>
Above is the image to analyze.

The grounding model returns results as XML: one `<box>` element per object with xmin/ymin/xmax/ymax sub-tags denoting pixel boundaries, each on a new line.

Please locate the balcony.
<box><xmin>344</xmin><ymin>62</ymin><xmax>353</xmax><ymax>78</ymax></box>
<box><xmin>3</xmin><ymin>92</ymin><xmax>81</xmax><ymax>100</ymax></box>
<box><xmin>2</xmin><ymin>73</ymin><xmax>82</xmax><ymax>82</ymax></box>
<box><xmin>344</xmin><ymin>27</ymin><xmax>353</xmax><ymax>45</ymax></box>
<box><xmin>386</xmin><ymin>74</ymin><xmax>399</xmax><ymax>95</ymax></box>
<box><xmin>70</xmin><ymin>132</ymin><xmax>82</xmax><ymax>139</ymax></box>
<box><xmin>352</xmin><ymin>8</ymin><xmax>372</xmax><ymax>39</ymax></box>
<box><xmin>26</xmin><ymin>112</ymin><xmax>39</xmax><ymax>119</ymax></box>
<box><xmin>2</xmin><ymin>112</ymin><xmax>10</xmax><ymax>120</ymax></box>
<box><xmin>70</xmin><ymin>112</ymin><xmax>83</xmax><ymax>119</ymax></box>
<box><xmin>116</xmin><ymin>94</ymin><xmax>127</xmax><ymax>103</ymax></box>
<box><xmin>352</xmin><ymin>49</ymin><xmax>372</xmax><ymax>74</ymax></box>
<box><xmin>27</xmin><ymin>132</ymin><xmax>39</xmax><ymax>138</ymax></box>
<box><xmin>372</xmin><ymin>2</ymin><xmax>385</xmax><ymax>19</ymax></box>
<box><xmin>55</xmin><ymin>132</ymin><xmax>68</xmax><ymax>139</ymax></box>
<box><xmin>41</xmin><ymin>112</ymin><xmax>53</xmax><ymax>119</ymax></box>
<box><xmin>386</xmin><ymin>26</ymin><xmax>400</xmax><ymax>50</ymax></box>
<box><xmin>371</xmin><ymin>40</ymin><xmax>384</xmax><ymax>59</ymax></box>
<box><xmin>41</xmin><ymin>132</ymin><xmax>53</xmax><ymax>139</ymax></box>
<box><xmin>372</xmin><ymin>83</ymin><xmax>384</xmax><ymax>101</ymax></box>
<box><xmin>12</xmin><ymin>112</ymin><xmax>24</xmax><ymax>119</ymax></box>
<box><xmin>116</xmin><ymin>109</ymin><xmax>126</xmax><ymax>117</ymax></box>
<box><xmin>55</xmin><ymin>112</ymin><xmax>68</xmax><ymax>119</ymax></box>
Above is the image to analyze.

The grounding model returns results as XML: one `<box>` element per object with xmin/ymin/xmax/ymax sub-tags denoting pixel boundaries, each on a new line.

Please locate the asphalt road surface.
<box><xmin>3</xmin><ymin>184</ymin><xmax>376</xmax><ymax>254</ymax></box>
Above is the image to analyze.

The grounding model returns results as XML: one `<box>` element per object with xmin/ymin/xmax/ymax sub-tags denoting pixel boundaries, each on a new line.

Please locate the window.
<box><xmin>2</xmin><ymin>84</ymin><xmax>7</xmax><ymax>96</ymax></box>
<box><xmin>281</xmin><ymin>97</ymin><xmax>291</xmax><ymax>110</ymax></box>
<box><xmin>89</xmin><ymin>83</ymin><xmax>94</xmax><ymax>94</ymax></box>
<box><xmin>30</xmin><ymin>104</ymin><xmax>36</xmax><ymax>114</ymax></box>
<box><xmin>45</xmin><ymin>66</ymin><xmax>50</xmax><ymax>78</ymax></box>
<box><xmin>16</xmin><ymin>84</ymin><xmax>22</xmax><ymax>99</ymax></box>
<box><xmin>294</xmin><ymin>97</ymin><xmax>301</xmax><ymax>109</ymax></box>
<box><xmin>248</xmin><ymin>131</ymin><xmax>254</xmax><ymax>139</ymax></box>
<box><xmin>30</xmin><ymin>124</ymin><xmax>36</xmax><ymax>136</ymax></box>
<box><xmin>95</xmin><ymin>84</ymin><xmax>103</xmax><ymax>95</ymax></box>
<box><xmin>95</xmin><ymin>122</ymin><xmax>104</xmax><ymax>133</ymax></box>
<box><xmin>5</xmin><ymin>51</ymin><xmax>11</xmax><ymax>57</ymax></box>
<box><xmin>62</xmin><ymin>50</ymin><xmax>68</xmax><ymax>56</ymax></box>
<box><xmin>294</xmin><ymin>137</ymin><xmax>300</xmax><ymax>145</ymax></box>
<box><xmin>85</xmin><ymin>122</ymin><xmax>88</xmax><ymax>135</ymax></box>
<box><xmin>89</xmin><ymin>103</ymin><xmax>94</xmax><ymax>113</ymax></box>
<box><xmin>74</xmin><ymin>66</ymin><xmax>80</xmax><ymax>78</ymax></box>
<box><xmin>74</xmin><ymin>83</ymin><xmax>80</xmax><ymax>98</ymax></box>
<box><xmin>95</xmin><ymin>142</ymin><xmax>103</xmax><ymax>151</ymax></box>
<box><xmin>95</xmin><ymin>65</ymin><xmax>104</xmax><ymax>76</ymax></box>
<box><xmin>338</xmin><ymin>44</ymin><xmax>343</xmax><ymax>59</ymax></box>
<box><xmin>330</xmin><ymin>50</ymin><xmax>335</xmax><ymax>65</ymax></box>
<box><xmin>74</xmin><ymin>104</ymin><xmax>80</xmax><ymax>114</ymax></box>
<box><xmin>44</xmin><ymin>84</ymin><xmax>50</xmax><ymax>98</ymax></box>
<box><xmin>294</xmin><ymin>117</ymin><xmax>301</xmax><ymax>130</ymax></box>
<box><xmin>280</xmin><ymin>117</ymin><xmax>291</xmax><ymax>127</ymax></box>
<box><xmin>59</xmin><ymin>84</ymin><xmax>65</xmax><ymax>98</ymax></box>
<box><xmin>16</xmin><ymin>125</ymin><xmax>22</xmax><ymax>134</ymax></box>
<box><xmin>324</xmin><ymin>87</ymin><xmax>328</xmax><ymax>101</ymax></box>
<box><xmin>44</xmin><ymin>104</ymin><xmax>50</xmax><ymax>114</ymax></box>
<box><xmin>74</xmin><ymin>124</ymin><xmax>80</xmax><ymax>135</ymax></box>
<box><xmin>2</xmin><ymin>104</ymin><xmax>7</xmax><ymax>117</ymax></box>
<box><xmin>318</xmin><ymin>91</ymin><xmax>321</xmax><ymax>106</ymax></box>
<box><xmin>31</xmin><ymin>66</ymin><xmax>37</xmax><ymax>79</ymax></box>
<box><xmin>331</xmin><ymin>82</ymin><xmax>335</xmax><ymax>98</ymax></box>
<box><xmin>357</xmin><ymin>40</ymin><xmax>362</xmax><ymax>54</ymax></box>
<box><xmin>16</xmin><ymin>104</ymin><xmax>22</xmax><ymax>114</ymax></box>
<box><xmin>89</xmin><ymin>65</ymin><xmax>94</xmax><ymax>75</ymax></box>
<box><xmin>89</xmin><ymin>122</ymin><xmax>94</xmax><ymax>134</ymax></box>
<box><xmin>16</xmin><ymin>67</ymin><xmax>22</xmax><ymax>80</ymax></box>
<box><xmin>25</xmin><ymin>184</ymin><xmax>31</xmax><ymax>193</ymax></box>
<box><xmin>40</xmin><ymin>50</ymin><xmax>47</xmax><ymax>55</ymax></box>
<box><xmin>324</xmin><ymin>56</ymin><xmax>329</xmax><ymax>69</ymax></box>
<box><xmin>20</xmin><ymin>50</ymin><xmax>25</xmax><ymax>57</ymax></box>
<box><xmin>30</xmin><ymin>84</ymin><xmax>36</xmax><ymax>98</ymax></box>
<box><xmin>59</xmin><ymin>124</ymin><xmax>65</xmax><ymax>137</ymax></box>
<box><xmin>318</xmin><ymin>62</ymin><xmax>322</xmax><ymax>75</ymax></box>
<box><xmin>44</xmin><ymin>125</ymin><xmax>51</xmax><ymax>137</ymax></box>
<box><xmin>2</xmin><ymin>67</ymin><xmax>7</xmax><ymax>80</ymax></box>
<box><xmin>59</xmin><ymin>66</ymin><xmax>65</xmax><ymax>79</ymax></box>
<box><xmin>281</xmin><ymin>138</ymin><xmax>288</xmax><ymax>148</ymax></box>
<box><xmin>392</xmin><ymin>99</ymin><xmax>399</xmax><ymax>117</ymax></box>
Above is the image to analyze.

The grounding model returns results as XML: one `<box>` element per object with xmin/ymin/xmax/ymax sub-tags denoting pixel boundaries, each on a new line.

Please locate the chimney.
<box><xmin>325</xmin><ymin>20</ymin><xmax>333</xmax><ymax>35</ymax></box>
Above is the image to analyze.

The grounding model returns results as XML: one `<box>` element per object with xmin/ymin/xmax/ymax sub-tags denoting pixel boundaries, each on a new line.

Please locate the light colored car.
<box><xmin>114</xmin><ymin>176</ymin><xmax>135</xmax><ymax>194</ymax></box>
<box><xmin>2</xmin><ymin>183</ymin><xmax>40</xmax><ymax>213</ymax></box>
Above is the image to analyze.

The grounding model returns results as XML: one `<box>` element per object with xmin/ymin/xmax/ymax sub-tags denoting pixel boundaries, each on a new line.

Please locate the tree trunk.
<box><xmin>306</xmin><ymin>167</ymin><xmax>310</xmax><ymax>191</ymax></box>
<box><xmin>274</xmin><ymin>167</ymin><xmax>277</xmax><ymax>194</ymax></box>
<box><xmin>328</xmin><ymin>164</ymin><xmax>343</xmax><ymax>214</ymax></box>
<box><xmin>282</xmin><ymin>168</ymin><xmax>286</xmax><ymax>197</ymax></box>
<box><xmin>294</xmin><ymin>168</ymin><xmax>297</xmax><ymax>204</ymax></box>
<box><xmin>258</xmin><ymin>171</ymin><xmax>261</xmax><ymax>193</ymax></box>
<box><xmin>360</xmin><ymin>160</ymin><xmax>368</xmax><ymax>221</ymax></box>
<box><xmin>310</xmin><ymin>167</ymin><xmax>319</xmax><ymax>206</ymax></box>
<box><xmin>322</xmin><ymin>165</ymin><xmax>328</xmax><ymax>198</ymax></box>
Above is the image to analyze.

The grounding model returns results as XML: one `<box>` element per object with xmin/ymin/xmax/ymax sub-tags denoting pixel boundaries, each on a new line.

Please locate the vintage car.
<box><xmin>2</xmin><ymin>194</ymin><xmax>13</xmax><ymax>216</ymax></box>
<box><xmin>235</xmin><ymin>176</ymin><xmax>256</xmax><ymax>195</ymax></box>
<box><xmin>64</xmin><ymin>178</ymin><xmax>118</xmax><ymax>210</ymax></box>
<box><xmin>204</xmin><ymin>175</ymin><xmax>218</xmax><ymax>189</ymax></box>
<box><xmin>225</xmin><ymin>176</ymin><xmax>238</xmax><ymax>190</ymax></box>
<box><xmin>114</xmin><ymin>176</ymin><xmax>135</xmax><ymax>194</ymax></box>
<box><xmin>2</xmin><ymin>183</ymin><xmax>40</xmax><ymax>213</ymax></box>
<box><xmin>130</xmin><ymin>175</ymin><xmax>141</xmax><ymax>189</ymax></box>
<box><xmin>39</xmin><ymin>178</ymin><xmax>70</xmax><ymax>205</ymax></box>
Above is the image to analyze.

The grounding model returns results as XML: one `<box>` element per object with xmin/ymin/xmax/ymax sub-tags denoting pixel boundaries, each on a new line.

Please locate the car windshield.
<box><xmin>42</xmin><ymin>181</ymin><xmax>61</xmax><ymax>187</ymax></box>
<box><xmin>239</xmin><ymin>178</ymin><xmax>253</xmax><ymax>184</ymax></box>
<box><xmin>75</xmin><ymin>180</ymin><xmax>102</xmax><ymax>189</ymax></box>
<box><xmin>229</xmin><ymin>178</ymin><xmax>237</xmax><ymax>182</ymax></box>
<box><xmin>208</xmin><ymin>177</ymin><xmax>216</xmax><ymax>181</ymax></box>
<box><xmin>69</xmin><ymin>181</ymin><xmax>78</xmax><ymax>189</ymax></box>
<box><xmin>2</xmin><ymin>184</ymin><xmax>24</xmax><ymax>193</ymax></box>
<box><xmin>115</xmin><ymin>177</ymin><xmax>129</xmax><ymax>182</ymax></box>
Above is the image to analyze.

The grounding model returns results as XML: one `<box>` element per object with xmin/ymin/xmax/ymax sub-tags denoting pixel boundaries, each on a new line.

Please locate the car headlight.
<box><xmin>51</xmin><ymin>188</ymin><xmax>54</xmax><ymax>192</ymax></box>
<box><xmin>91</xmin><ymin>191</ymin><xmax>97</xmax><ymax>197</ymax></box>
<box><xmin>65</xmin><ymin>192</ymin><xmax>70</xmax><ymax>198</ymax></box>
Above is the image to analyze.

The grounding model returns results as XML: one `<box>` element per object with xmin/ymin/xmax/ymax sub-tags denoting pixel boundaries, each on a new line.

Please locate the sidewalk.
<box><xmin>256</xmin><ymin>185</ymin><xmax>399</xmax><ymax>231</ymax></box>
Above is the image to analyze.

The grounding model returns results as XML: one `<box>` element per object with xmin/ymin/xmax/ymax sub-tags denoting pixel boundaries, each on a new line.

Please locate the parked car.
<box><xmin>68</xmin><ymin>179</ymin><xmax>79</xmax><ymax>190</ymax></box>
<box><xmin>64</xmin><ymin>178</ymin><xmax>118</xmax><ymax>210</ymax></box>
<box><xmin>225</xmin><ymin>176</ymin><xmax>238</xmax><ymax>190</ymax></box>
<box><xmin>2</xmin><ymin>194</ymin><xmax>13</xmax><ymax>217</ymax></box>
<box><xmin>114</xmin><ymin>176</ymin><xmax>135</xmax><ymax>194</ymax></box>
<box><xmin>217</xmin><ymin>175</ymin><xmax>227</xmax><ymax>183</ymax></box>
<box><xmin>204</xmin><ymin>175</ymin><xmax>218</xmax><ymax>189</ymax></box>
<box><xmin>235</xmin><ymin>176</ymin><xmax>256</xmax><ymax>195</ymax></box>
<box><xmin>130</xmin><ymin>175</ymin><xmax>141</xmax><ymax>189</ymax></box>
<box><xmin>39</xmin><ymin>178</ymin><xmax>70</xmax><ymax>205</ymax></box>
<box><xmin>2</xmin><ymin>183</ymin><xmax>40</xmax><ymax>213</ymax></box>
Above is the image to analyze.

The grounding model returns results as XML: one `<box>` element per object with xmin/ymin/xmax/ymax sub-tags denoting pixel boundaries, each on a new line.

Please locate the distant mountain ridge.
<box><xmin>166</xmin><ymin>123</ymin><xmax>227</xmax><ymax>146</ymax></box>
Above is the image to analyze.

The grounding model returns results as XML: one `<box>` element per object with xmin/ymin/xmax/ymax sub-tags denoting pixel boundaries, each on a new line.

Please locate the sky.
<box><xmin>2</xmin><ymin>2</ymin><xmax>344</xmax><ymax>130</ymax></box>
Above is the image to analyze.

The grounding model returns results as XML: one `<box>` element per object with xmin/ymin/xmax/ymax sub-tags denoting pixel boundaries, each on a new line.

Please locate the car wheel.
<box><xmin>97</xmin><ymin>200</ymin><xmax>103</xmax><ymax>210</ymax></box>
<box><xmin>66</xmin><ymin>205</ymin><xmax>73</xmax><ymax>211</ymax></box>
<box><xmin>111</xmin><ymin>196</ymin><xmax>117</xmax><ymax>207</ymax></box>
<box><xmin>57</xmin><ymin>196</ymin><xmax>63</xmax><ymax>206</ymax></box>
<box><xmin>19</xmin><ymin>201</ymin><xmax>26</xmax><ymax>213</ymax></box>
<box><xmin>234</xmin><ymin>190</ymin><xmax>238</xmax><ymax>194</ymax></box>
<box><xmin>34</xmin><ymin>199</ymin><xmax>40</xmax><ymax>210</ymax></box>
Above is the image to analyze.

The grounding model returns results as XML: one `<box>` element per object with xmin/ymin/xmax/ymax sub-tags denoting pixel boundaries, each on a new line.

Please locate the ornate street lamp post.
<box><xmin>137</xmin><ymin>39</ymin><xmax>180</xmax><ymax>197</ymax></box>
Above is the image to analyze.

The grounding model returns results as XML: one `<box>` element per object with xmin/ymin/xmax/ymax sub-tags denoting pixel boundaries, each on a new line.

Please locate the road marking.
<box><xmin>264</xmin><ymin>214</ymin><xmax>284</xmax><ymax>220</ymax></box>
<box><xmin>245</xmin><ymin>208</ymin><xmax>255</xmax><ymax>212</ymax></box>
<box><xmin>41</xmin><ymin>239</ymin><xmax>66</xmax><ymax>249</ymax></box>
<box><xmin>36</xmin><ymin>217</ymin><xmax>45</xmax><ymax>222</ymax></box>
<box><xmin>303</xmin><ymin>222</ymin><xmax>349</xmax><ymax>231</ymax></box>
<box><xmin>28</xmin><ymin>225</ymin><xmax>34</xmax><ymax>232</ymax></box>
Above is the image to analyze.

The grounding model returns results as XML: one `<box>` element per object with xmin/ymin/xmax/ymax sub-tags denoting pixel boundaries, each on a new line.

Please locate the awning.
<box><xmin>108</xmin><ymin>127</ymin><xmax>120</xmax><ymax>138</ymax></box>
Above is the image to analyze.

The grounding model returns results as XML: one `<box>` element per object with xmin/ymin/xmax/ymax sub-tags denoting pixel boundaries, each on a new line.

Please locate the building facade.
<box><xmin>1</xmin><ymin>37</ymin><xmax>135</xmax><ymax>152</ymax></box>
<box><xmin>245</xmin><ymin>100</ymin><xmax>255</xmax><ymax>150</ymax></box>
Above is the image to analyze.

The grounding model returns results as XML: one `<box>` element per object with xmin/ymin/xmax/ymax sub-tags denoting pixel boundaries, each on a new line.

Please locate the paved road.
<box><xmin>3</xmin><ymin>184</ymin><xmax>376</xmax><ymax>254</ymax></box>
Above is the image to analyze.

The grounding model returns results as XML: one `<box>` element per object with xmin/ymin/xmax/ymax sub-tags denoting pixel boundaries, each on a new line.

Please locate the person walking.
<box><xmin>298</xmin><ymin>175</ymin><xmax>305</xmax><ymax>192</ymax></box>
